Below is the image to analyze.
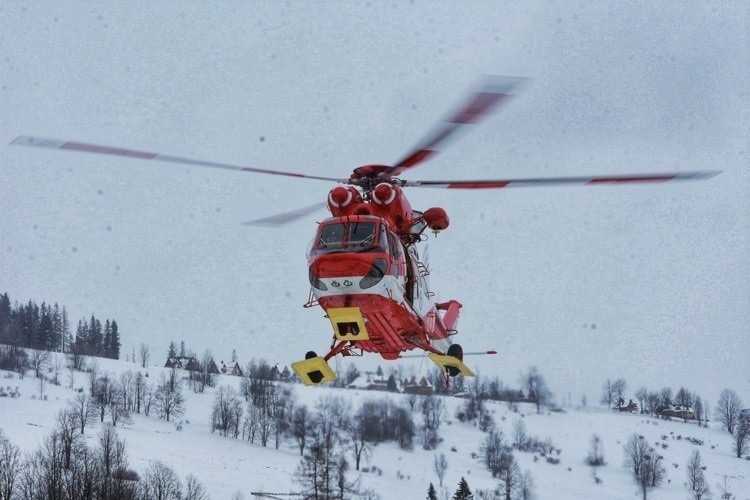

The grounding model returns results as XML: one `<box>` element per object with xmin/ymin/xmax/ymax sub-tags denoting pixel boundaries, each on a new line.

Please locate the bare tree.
<box><xmin>600</xmin><ymin>378</ymin><xmax>628</xmax><ymax>408</ymax></box>
<box><xmin>55</xmin><ymin>409</ymin><xmax>80</xmax><ymax>469</ymax></box>
<box><xmin>184</xmin><ymin>474</ymin><xmax>209</xmax><ymax>500</ymax></box>
<box><xmin>348</xmin><ymin>408</ymin><xmax>371</xmax><ymax>471</ymax></box>
<box><xmin>635</xmin><ymin>387</ymin><xmax>648</xmax><ymax>414</ymax></box>
<box><xmin>433</xmin><ymin>453</ymin><xmax>448</xmax><ymax>487</ymax></box>
<box><xmin>693</xmin><ymin>396</ymin><xmax>705</xmax><ymax>427</ymax></box>
<box><xmin>624</xmin><ymin>433</ymin><xmax>665</xmax><ymax>500</ymax></box>
<box><xmin>139</xmin><ymin>342</ymin><xmax>150</xmax><ymax>369</ymax></box>
<box><xmin>715</xmin><ymin>389</ymin><xmax>743</xmax><ymax>434</ymax></box>
<box><xmin>480</xmin><ymin>429</ymin><xmax>508</xmax><ymax>478</ymax></box>
<box><xmin>601</xmin><ymin>379</ymin><xmax>616</xmax><ymax>409</ymax></box>
<box><xmin>69</xmin><ymin>392</ymin><xmax>97</xmax><ymax>434</ymax></box>
<box><xmin>37</xmin><ymin>375</ymin><xmax>47</xmax><ymax>400</ymax></box>
<box><xmin>212</xmin><ymin>386</ymin><xmax>243</xmax><ymax>437</ymax></box>
<box><xmin>733</xmin><ymin>416</ymin><xmax>749</xmax><ymax>458</ymax></box>
<box><xmin>97</xmin><ymin>424</ymin><xmax>130</xmax><ymax>500</ymax></box>
<box><xmin>154</xmin><ymin>369</ymin><xmax>185</xmax><ymax>422</ymax></box>
<box><xmin>51</xmin><ymin>355</ymin><xmax>62</xmax><ymax>386</ymax></box>
<box><xmin>613</xmin><ymin>378</ymin><xmax>627</xmax><ymax>408</ymax></box>
<box><xmin>88</xmin><ymin>358</ymin><xmax>100</xmax><ymax>397</ymax></box>
<box><xmin>421</xmin><ymin>395</ymin><xmax>445</xmax><ymax>450</ymax></box>
<box><xmin>140</xmin><ymin>461</ymin><xmax>182</xmax><ymax>500</ymax></box>
<box><xmin>0</xmin><ymin>430</ymin><xmax>21</xmax><ymax>500</ymax></box>
<box><xmin>292</xmin><ymin>405</ymin><xmax>312</xmax><ymax>456</ymax></box>
<box><xmin>676</xmin><ymin>387</ymin><xmax>695</xmax><ymax>421</ymax></box>
<box><xmin>29</xmin><ymin>349</ymin><xmax>50</xmax><ymax>378</ymax></box>
<box><xmin>520</xmin><ymin>366</ymin><xmax>552</xmax><ymax>414</ymax></box>
<box><xmin>585</xmin><ymin>434</ymin><xmax>606</xmax><ymax>472</ymax></box>
<box><xmin>685</xmin><ymin>449</ymin><xmax>710</xmax><ymax>500</ymax></box>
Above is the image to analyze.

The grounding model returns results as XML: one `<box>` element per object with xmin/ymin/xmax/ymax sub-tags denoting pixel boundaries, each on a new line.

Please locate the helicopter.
<box><xmin>10</xmin><ymin>75</ymin><xmax>720</xmax><ymax>386</ymax></box>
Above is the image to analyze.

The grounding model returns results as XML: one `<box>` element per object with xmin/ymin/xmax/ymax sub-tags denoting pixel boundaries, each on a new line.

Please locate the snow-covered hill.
<box><xmin>1</xmin><ymin>1</ymin><xmax>748</xmax><ymax>431</ymax></box>
<box><xmin>1</xmin><ymin>352</ymin><xmax>748</xmax><ymax>499</ymax></box>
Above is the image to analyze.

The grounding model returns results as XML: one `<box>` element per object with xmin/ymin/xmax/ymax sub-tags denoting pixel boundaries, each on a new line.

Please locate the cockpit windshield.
<box><xmin>313</xmin><ymin>220</ymin><xmax>383</xmax><ymax>253</ymax></box>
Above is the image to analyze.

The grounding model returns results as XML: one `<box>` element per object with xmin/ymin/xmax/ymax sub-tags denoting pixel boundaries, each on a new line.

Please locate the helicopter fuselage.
<box><xmin>307</xmin><ymin>206</ymin><xmax>458</xmax><ymax>360</ymax></box>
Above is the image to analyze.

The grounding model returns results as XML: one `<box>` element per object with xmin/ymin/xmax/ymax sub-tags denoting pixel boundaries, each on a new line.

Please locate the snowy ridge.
<box><xmin>0</xmin><ymin>351</ymin><xmax>748</xmax><ymax>499</ymax></box>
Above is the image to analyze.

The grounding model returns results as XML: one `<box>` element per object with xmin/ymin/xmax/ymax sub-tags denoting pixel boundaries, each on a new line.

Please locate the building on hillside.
<box><xmin>205</xmin><ymin>358</ymin><xmax>220</xmax><ymax>375</ymax></box>
<box><xmin>347</xmin><ymin>373</ymin><xmax>398</xmax><ymax>392</ymax></box>
<box><xmin>164</xmin><ymin>356</ymin><xmax>200</xmax><ymax>372</ymax></box>
<box><xmin>615</xmin><ymin>399</ymin><xmax>639</xmax><ymax>413</ymax></box>
<box><xmin>277</xmin><ymin>365</ymin><xmax>293</xmax><ymax>382</ymax></box>
<box><xmin>656</xmin><ymin>404</ymin><xmax>695</xmax><ymax>420</ymax></box>
<box><xmin>402</xmin><ymin>376</ymin><xmax>434</xmax><ymax>396</ymax></box>
<box><xmin>220</xmin><ymin>360</ymin><xmax>243</xmax><ymax>377</ymax></box>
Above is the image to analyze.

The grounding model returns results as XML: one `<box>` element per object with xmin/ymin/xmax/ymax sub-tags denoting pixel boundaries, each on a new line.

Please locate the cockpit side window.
<box><xmin>349</xmin><ymin>222</ymin><xmax>376</xmax><ymax>245</ymax></box>
<box><xmin>319</xmin><ymin>223</ymin><xmax>345</xmax><ymax>247</ymax></box>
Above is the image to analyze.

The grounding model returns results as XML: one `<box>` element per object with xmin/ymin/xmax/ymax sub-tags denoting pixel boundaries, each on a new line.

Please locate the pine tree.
<box><xmin>51</xmin><ymin>303</ymin><xmax>63</xmax><ymax>352</ymax></box>
<box><xmin>89</xmin><ymin>315</ymin><xmax>102</xmax><ymax>356</ymax></box>
<box><xmin>0</xmin><ymin>292</ymin><xmax>11</xmax><ymax>338</ymax></box>
<box><xmin>109</xmin><ymin>320</ymin><xmax>120</xmax><ymax>359</ymax></box>
<box><xmin>453</xmin><ymin>477</ymin><xmax>474</xmax><ymax>500</ymax></box>
<box><xmin>427</xmin><ymin>482</ymin><xmax>438</xmax><ymax>500</ymax></box>
<box><xmin>61</xmin><ymin>307</ymin><xmax>72</xmax><ymax>354</ymax></box>
<box><xmin>37</xmin><ymin>302</ymin><xmax>54</xmax><ymax>350</ymax></box>
<box><xmin>103</xmin><ymin>319</ymin><xmax>113</xmax><ymax>358</ymax></box>
<box><xmin>168</xmin><ymin>341</ymin><xmax>177</xmax><ymax>358</ymax></box>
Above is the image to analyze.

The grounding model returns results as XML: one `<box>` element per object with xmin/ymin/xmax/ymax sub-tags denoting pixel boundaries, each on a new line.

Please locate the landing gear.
<box><xmin>426</xmin><ymin>342</ymin><xmax>475</xmax><ymax>386</ymax></box>
<box><xmin>291</xmin><ymin>350</ymin><xmax>337</xmax><ymax>386</ymax></box>
<box><xmin>446</xmin><ymin>343</ymin><xmax>464</xmax><ymax>377</ymax></box>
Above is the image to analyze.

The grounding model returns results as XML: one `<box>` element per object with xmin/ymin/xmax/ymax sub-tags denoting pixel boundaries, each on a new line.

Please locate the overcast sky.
<box><xmin>1</xmin><ymin>1</ymin><xmax>748</xmax><ymax>403</ymax></box>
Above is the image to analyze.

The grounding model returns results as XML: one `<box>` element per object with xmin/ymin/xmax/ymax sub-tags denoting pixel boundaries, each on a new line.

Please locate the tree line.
<box><xmin>0</xmin><ymin>292</ymin><xmax>121</xmax><ymax>360</ymax></box>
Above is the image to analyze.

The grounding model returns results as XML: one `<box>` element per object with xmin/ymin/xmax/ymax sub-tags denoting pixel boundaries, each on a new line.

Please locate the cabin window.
<box><xmin>319</xmin><ymin>223</ymin><xmax>345</xmax><ymax>247</ymax></box>
<box><xmin>349</xmin><ymin>222</ymin><xmax>376</xmax><ymax>245</ymax></box>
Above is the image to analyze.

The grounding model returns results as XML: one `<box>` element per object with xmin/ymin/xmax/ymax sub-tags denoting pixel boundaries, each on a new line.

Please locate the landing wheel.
<box><xmin>446</xmin><ymin>344</ymin><xmax>463</xmax><ymax>377</ymax></box>
<box><xmin>303</xmin><ymin>351</ymin><xmax>324</xmax><ymax>383</ymax></box>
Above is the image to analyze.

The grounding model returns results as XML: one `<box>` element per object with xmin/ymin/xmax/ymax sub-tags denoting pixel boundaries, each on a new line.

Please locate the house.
<box><xmin>656</xmin><ymin>404</ymin><xmax>695</xmax><ymax>420</ymax></box>
<box><xmin>615</xmin><ymin>399</ymin><xmax>639</xmax><ymax>413</ymax></box>
<box><xmin>347</xmin><ymin>373</ymin><xmax>398</xmax><ymax>392</ymax></box>
<box><xmin>402</xmin><ymin>376</ymin><xmax>434</xmax><ymax>396</ymax></box>
<box><xmin>205</xmin><ymin>358</ymin><xmax>220</xmax><ymax>375</ymax></box>
<box><xmin>220</xmin><ymin>361</ymin><xmax>243</xmax><ymax>377</ymax></box>
<box><xmin>164</xmin><ymin>356</ymin><xmax>200</xmax><ymax>372</ymax></box>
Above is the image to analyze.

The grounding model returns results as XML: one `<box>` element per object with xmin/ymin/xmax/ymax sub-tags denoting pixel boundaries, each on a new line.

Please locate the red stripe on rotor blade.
<box><xmin>61</xmin><ymin>142</ymin><xmax>158</xmax><ymax>160</ymax></box>
<box><xmin>450</xmin><ymin>92</ymin><xmax>509</xmax><ymax>124</ymax></box>
<box><xmin>587</xmin><ymin>175</ymin><xmax>677</xmax><ymax>184</ymax></box>
<box><xmin>447</xmin><ymin>181</ymin><xmax>511</xmax><ymax>189</ymax></box>
<box><xmin>396</xmin><ymin>149</ymin><xmax>437</xmax><ymax>169</ymax></box>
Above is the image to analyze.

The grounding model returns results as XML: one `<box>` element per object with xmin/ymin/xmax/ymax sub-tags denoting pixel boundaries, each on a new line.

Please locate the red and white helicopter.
<box><xmin>11</xmin><ymin>76</ymin><xmax>719</xmax><ymax>385</ymax></box>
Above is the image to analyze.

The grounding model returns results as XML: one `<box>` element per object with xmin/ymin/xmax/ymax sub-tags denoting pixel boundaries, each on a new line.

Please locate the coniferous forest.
<box><xmin>0</xmin><ymin>292</ymin><xmax>120</xmax><ymax>359</ymax></box>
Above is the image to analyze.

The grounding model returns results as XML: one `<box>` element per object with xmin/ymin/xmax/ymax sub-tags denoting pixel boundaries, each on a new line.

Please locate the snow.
<box><xmin>1</xmin><ymin>353</ymin><xmax>749</xmax><ymax>499</ymax></box>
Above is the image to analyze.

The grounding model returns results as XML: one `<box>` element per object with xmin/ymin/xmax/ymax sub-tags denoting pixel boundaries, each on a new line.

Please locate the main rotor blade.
<box><xmin>401</xmin><ymin>170</ymin><xmax>721</xmax><ymax>189</ymax></box>
<box><xmin>10</xmin><ymin>136</ymin><xmax>348</xmax><ymax>184</ymax></box>
<box><xmin>242</xmin><ymin>201</ymin><xmax>328</xmax><ymax>226</ymax></box>
<box><xmin>387</xmin><ymin>75</ymin><xmax>528</xmax><ymax>178</ymax></box>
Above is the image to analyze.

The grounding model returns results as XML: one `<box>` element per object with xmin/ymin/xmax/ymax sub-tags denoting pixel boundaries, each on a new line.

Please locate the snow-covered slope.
<box><xmin>1</xmin><ymin>2</ymin><xmax>748</xmax><ymax>410</ymax></box>
<box><xmin>1</xmin><ymin>353</ymin><xmax>748</xmax><ymax>499</ymax></box>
